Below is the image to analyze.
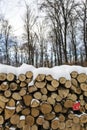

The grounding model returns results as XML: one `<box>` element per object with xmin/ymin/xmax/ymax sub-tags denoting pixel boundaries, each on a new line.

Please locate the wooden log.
<box><xmin>31</xmin><ymin>99</ymin><xmax>40</xmax><ymax>108</ymax></box>
<box><xmin>31</xmin><ymin>108</ymin><xmax>40</xmax><ymax>117</ymax></box>
<box><xmin>7</xmin><ymin>99</ymin><xmax>15</xmax><ymax>107</ymax></box>
<box><xmin>58</xmin><ymin>122</ymin><xmax>65</xmax><ymax>129</ymax></box>
<box><xmin>71</xmin><ymin>124</ymin><xmax>81</xmax><ymax>130</ymax></box>
<box><xmin>65</xmin><ymin>80</ymin><xmax>71</xmax><ymax>88</ymax></box>
<box><xmin>20</xmin><ymin>81</ymin><xmax>27</xmax><ymax>88</ymax></box>
<box><xmin>0</xmin><ymin>82</ymin><xmax>8</xmax><ymax>91</ymax></box>
<box><xmin>0</xmin><ymin>116</ymin><xmax>4</xmax><ymax>125</ymax></box>
<box><xmin>10</xmin><ymin>114</ymin><xmax>20</xmax><ymax>125</ymax></box>
<box><xmin>51</xmin><ymin>79</ymin><xmax>59</xmax><ymax>88</ymax></box>
<box><xmin>16</xmin><ymin>79</ymin><xmax>20</xmax><ymax>84</ymax></box>
<box><xmin>79</xmin><ymin>95</ymin><xmax>83</xmax><ymax>100</ymax></box>
<box><xmin>25</xmin><ymin>78</ymin><xmax>31</xmax><ymax>84</ymax></box>
<box><xmin>7</xmin><ymin>73</ymin><xmax>15</xmax><ymax>81</ymax></box>
<box><xmin>68</xmin><ymin>113</ymin><xmax>74</xmax><ymax>119</ymax></box>
<box><xmin>64</xmin><ymin>100</ymin><xmax>74</xmax><ymax>108</ymax></box>
<box><xmin>23</xmin><ymin>125</ymin><xmax>31</xmax><ymax>130</ymax></box>
<box><xmin>5</xmin><ymin>108</ymin><xmax>15</xmax><ymax>120</ymax></box>
<box><xmin>70</xmin><ymin>71</ymin><xmax>78</xmax><ymax>78</ymax></box>
<box><xmin>47</xmin><ymin>84</ymin><xmax>57</xmax><ymax>92</ymax></box>
<box><xmin>33</xmin><ymin>92</ymin><xmax>42</xmax><ymax>100</ymax></box>
<box><xmin>31</xmin><ymin>125</ymin><xmax>38</xmax><ymax>130</ymax></box>
<box><xmin>4</xmin><ymin>90</ymin><xmax>11</xmax><ymax>98</ymax></box>
<box><xmin>71</xmin><ymin>78</ymin><xmax>78</xmax><ymax>87</ymax></box>
<box><xmin>46</xmin><ymin>75</ymin><xmax>53</xmax><ymax>81</ymax></box>
<box><xmin>43</xmin><ymin>120</ymin><xmax>50</xmax><ymax>129</ymax></box>
<box><xmin>12</xmin><ymin>92</ymin><xmax>22</xmax><ymax>100</ymax></box>
<box><xmin>28</xmin><ymin>86</ymin><xmax>37</xmax><ymax>93</ymax></box>
<box><xmin>56</xmin><ymin>95</ymin><xmax>62</xmax><ymax>102</ymax></box>
<box><xmin>35</xmin><ymin>74</ymin><xmax>45</xmax><ymax>82</ymax></box>
<box><xmin>54</xmin><ymin>103</ymin><xmax>62</xmax><ymax>113</ymax></box>
<box><xmin>67</xmin><ymin>94</ymin><xmax>77</xmax><ymax>101</ymax></box>
<box><xmin>23</xmin><ymin>95</ymin><xmax>32</xmax><ymax>106</ymax></box>
<box><xmin>25</xmin><ymin>71</ymin><xmax>33</xmax><ymax>79</ymax></box>
<box><xmin>85</xmin><ymin>104</ymin><xmax>87</xmax><ymax>110</ymax></box>
<box><xmin>77</xmin><ymin>73</ymin><xmax>87</xmax><ymax>83</ymax></box>
<box><xmin>80</xmin><ymin>99</ymin><xmax>85</xmax><ymax>106</ymax></box>
<box><xmin>40</xmin><ymin>103</ymin><xmax>52</xmax><ymax>114</ymax></box>
<box><xmin>80</xmin><ymin>106</ymin><xmax>85</xmax><ymax>113</ymax></box>
<box><xmin>80</xmin><ymin>115</ymin><xmax>87</xmax><ymax>124</ymax></box>
<box><xmin>73</xmin><ymin>116</ymin><xmax>79</xmax><ymax>124</ymax></box>
<box><xmin>59</xmin><ymin>77</ymin><xmax>66</xmax><ymax>84</ymax></box>
<box><xmin>0</xmin><ymin>100</ymin><xmax>5</xmax><ymax>109</ymax></box>
<box><xmin>0</xmin><ymin>108</ymin><xmax>3</xmax><ymax>114</ymax></box>
<box><xmin>18</xmin><ymin>74</ymin><xmax>26</xmax><ymax>82</ymax></box>
<box><xmin>36</xmin><ymin>116</ymin><xmax>44</xmax><ymax>125</ymax></box>
<box><xmin>65</xmin><ymin>119</ymin><xmax>73</xmax><ymax>128</ymax></box>
<box><xmin>41</xmin><ymin>88</ymin><xmax>47</xmax><ymax>95</ymax></box>
<box><xmin>51</xmin><ymin>93</ymin><xmax>57</xmax><ymax>99</ymax></box>
<box><xmin>16</xmin><ymin>104</ymin><xmax>23</xmax><ymax>113</ymax></box>
<box><xmin>47</xmin><ymin>97</ymin><xmax>55</xmax><ymax>106</ymax></box>
<box><xmin>25</xmin><ymin>115</ymin><xmax>34</xmax><ymax>126</ymax></box>
<box><xmin>10</xmin><ymin>82</ymin><xmax>18</xmax><ymax>91</ymax></box>
<box><xmin>17</xmin><ymin>120</ymin><xmax>25</xmax><ymax>128</ymax></box>
<box><xmin>19</xmin><ymin>88</ymin><xmax>26</xmax><ymax>96</ymax></box>
<box><xmin>80</xmin><ymin>83</ymin><xmax>87</xmax><ymax>91</ymax></box>
<box><xmin>75</xmin><ymin>87</ymin><xmax>82</xmax><ymax>94</ymax></box>
<box><xmin>22</xmin><ymin>108</ymin><xmax>30</xmax><ymax>116</ymax></box>
<box><xmin>0</xmin><ymin>73</ymin><xmax>7</xmax><ymax>81</ymax></box>
<box><xmin>59</xmin><ymin>114</ymin><xmax>65</xmax><ymax>122</ymax></box>
<box><xmin>51</xmin><ymin>119</ymin><xmax>59</xmax><ymax>129</ymax></box>
<box><xmin>41</xmin><ymin>95</ymin><xmax>47</xmax><ymax>101</ymax></box>
<box><xmin>83</xmin><ymin>91</ymin><xmax>87</xmax><ymax>97</ymax></box>
<box><xmin>35</xmin><ymin>81</ymin><xmax>46</xmax><ymax>89</ymax></box>
<box><xmin>0</xmin><ymin>95</ymin><xmax>9</xmax><ymax>103</ymax></box>
<box><xmin>58</xmin><ymin>89</ymin><xmax>69</xmax><ymax>98</ymax></box>
<box><xmin>44</xmin><ymin>112</ymin><xmax>55</xmax><ymax>120</ymax></box>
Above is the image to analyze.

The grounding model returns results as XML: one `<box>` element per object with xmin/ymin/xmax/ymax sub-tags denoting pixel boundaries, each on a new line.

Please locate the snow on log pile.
<box><xmin>0</xmin><ymin>64</ymin><xmax>87</xmax><ymax>129</ymax></box>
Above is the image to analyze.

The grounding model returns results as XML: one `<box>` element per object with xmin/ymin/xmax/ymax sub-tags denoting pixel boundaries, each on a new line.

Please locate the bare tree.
<box><xmin>40</xmin><ymin>0</ymin><xmax>79</xmax><ymax>64</ymax></box>
<box><xmin>23</xmin><ymin>2</ymin><xmax>37</xmax><ymax>65</ymax></box>
<box><xmin>2</xmin><ymin>20</ymin><xmax>12</xmax><ymax>65</ymax></box>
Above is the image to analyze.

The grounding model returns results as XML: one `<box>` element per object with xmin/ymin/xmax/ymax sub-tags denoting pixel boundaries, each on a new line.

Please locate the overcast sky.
<box><xmin>0</xmin><ymin>0</ymin><xmax>84</xmax><ymax>38</ymax></box>
<box><xmin>0</xmin><ymin>0</ymin><xmax>38</xmax><ymax>37</ymax></box>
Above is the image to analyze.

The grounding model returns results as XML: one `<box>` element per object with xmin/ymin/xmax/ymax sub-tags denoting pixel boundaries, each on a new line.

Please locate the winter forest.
<box><xmin>0</xmin><ymin>0</ymin><xmax>87</xmax><ymax>67</ymax></box>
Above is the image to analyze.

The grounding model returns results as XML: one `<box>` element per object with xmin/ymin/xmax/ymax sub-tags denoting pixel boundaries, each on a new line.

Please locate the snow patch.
<box><xmin>0</xmin><ymin>63</ymin><xmax>87</xmax><ymax>82</ymax></box>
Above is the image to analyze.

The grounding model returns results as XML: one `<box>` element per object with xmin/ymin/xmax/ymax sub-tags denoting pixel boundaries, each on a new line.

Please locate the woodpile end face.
<box><xmin>0</xmin><ymin>68</ymin><xmax>87</xmax><ymax>129</ymax></box>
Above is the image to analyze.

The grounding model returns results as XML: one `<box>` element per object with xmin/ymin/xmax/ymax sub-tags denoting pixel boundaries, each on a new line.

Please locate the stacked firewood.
<box><xmin>0</xmin><ymin>71</ymin><xmax>87</xmax><ymax>129</ymax></box>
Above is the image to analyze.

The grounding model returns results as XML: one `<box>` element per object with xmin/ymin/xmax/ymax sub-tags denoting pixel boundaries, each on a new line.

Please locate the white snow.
<box><xmin>6</xmin><ymin>106</ymin><xmax>15</xmax><ymax>110</ymax></box>
<box><xmin>20</xmin><ymin>115</ymin><xmax>25</xmax><ymax>120</ymax></box>
<box><xmin>0</xmin><ymin>63</ymin><xmax>87</xmax><ymax>83</ymax></box>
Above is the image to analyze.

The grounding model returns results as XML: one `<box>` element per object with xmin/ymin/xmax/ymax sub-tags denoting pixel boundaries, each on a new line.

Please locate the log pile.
<box><xmin>0</xmin><ymin>71</ymin><xmax>87</xmax><ymax>129</ymax></box>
